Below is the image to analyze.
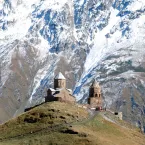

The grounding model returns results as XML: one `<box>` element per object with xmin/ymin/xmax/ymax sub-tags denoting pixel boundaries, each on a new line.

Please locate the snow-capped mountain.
<box><xmin>0</xmin><ymin>0</ymin><xmax>145</xmax><ymax>131</ymax></box>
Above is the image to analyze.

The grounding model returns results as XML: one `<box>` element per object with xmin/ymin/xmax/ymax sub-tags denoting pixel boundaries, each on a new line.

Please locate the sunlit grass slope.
<box><xmin>0</xmin><ymin>102</ymin><xmax>144</xmax><ymax>145</ymax></box>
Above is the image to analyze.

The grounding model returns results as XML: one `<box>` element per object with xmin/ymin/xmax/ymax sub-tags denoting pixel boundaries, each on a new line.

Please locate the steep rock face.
<box><xmin>0</xmin><ymin>0</ymin><xmax>145</xmax><ymax>131</ymax></box>
<box><xmin>74</xmin><ymin>0</ymin><xmax>145</xmax><ymax>131</ymax></box>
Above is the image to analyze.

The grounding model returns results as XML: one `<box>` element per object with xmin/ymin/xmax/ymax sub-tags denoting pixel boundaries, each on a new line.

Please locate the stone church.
<box><xmin>45</xmin><ymin>72</ymin><xmax>76</xmax><ymax>104</ymax></box>
<box><xmin>88</xmin><ymin>80</ymin><xmax>102</xmax><ymax>108</ymax></box>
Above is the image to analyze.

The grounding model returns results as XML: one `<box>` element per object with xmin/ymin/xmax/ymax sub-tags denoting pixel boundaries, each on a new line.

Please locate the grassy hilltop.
<box><xmin>0</xmin><ymin>102</ymin><xmax>145</xmax><ymax>145</ymax></box>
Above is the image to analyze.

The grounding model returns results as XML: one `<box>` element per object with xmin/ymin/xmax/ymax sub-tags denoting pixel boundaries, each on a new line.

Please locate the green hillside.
<box><xmin>0</xmin><ymin>102</ymin><xmax>144</xmax><ymax>145</ymax></box>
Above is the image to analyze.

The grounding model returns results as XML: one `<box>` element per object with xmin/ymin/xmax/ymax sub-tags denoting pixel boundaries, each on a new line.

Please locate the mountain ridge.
<box><xmin>0</xmin><ymin>0</ymin><xmax>145</xmax><ymax>132</ymax></box>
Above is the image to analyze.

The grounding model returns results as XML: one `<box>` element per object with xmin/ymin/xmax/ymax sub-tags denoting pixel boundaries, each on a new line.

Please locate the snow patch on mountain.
<box><xmin>0</xmin><ymin>0</ymin><xmax>145</xmax><ymax>131</ymax></box>
<box><xmin>128</xmin><ymin>0</ymin><xmax>144</xmax><ymax>11</ymax></box>
<box><xmin>84</xmin><ymin>8</ymin><xmax>120</xmax><ymax>74</ymax></box>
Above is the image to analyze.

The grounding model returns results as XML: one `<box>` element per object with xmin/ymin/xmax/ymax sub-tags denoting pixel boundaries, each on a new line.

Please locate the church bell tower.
<box><xmin>88</xmin><ymin>80</ymin><xmax>102</xmax><ymax>108</ymax></box>
<box><xmin>54</xmin><ymin>72</ymin><xmax>66</xmax><ymax>89</ymax></box>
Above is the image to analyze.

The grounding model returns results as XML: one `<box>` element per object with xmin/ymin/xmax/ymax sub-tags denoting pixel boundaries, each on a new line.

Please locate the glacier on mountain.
<box><xmin>0</xmin><ymin>0</ymin><xmax>145</xmax><ymax>132</ymax></box>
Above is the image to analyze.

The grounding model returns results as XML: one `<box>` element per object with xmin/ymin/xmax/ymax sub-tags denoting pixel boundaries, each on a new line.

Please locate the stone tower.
<box><xmin>88</xmin><ymin>80</ymin><xmax>102</xmax><ymax>108</ymax></box>
<box><xmin>54</xmin><ymin>72</ymin><xmax>66</xmax><ymax>89</ymax></box>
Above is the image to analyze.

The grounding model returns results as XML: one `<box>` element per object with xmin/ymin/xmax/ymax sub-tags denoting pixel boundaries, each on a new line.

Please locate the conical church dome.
<box><xmin>90</xmin><ymin>79</ymin><xmax>100</xmax><ymax>89</ymax></box>
<box><xmin>55</xmin><ymin>72</ymin><xmax>66</xmax><ymax>80</ymax></box>
<box><xmin>54</xmin><ymin>72</ymin><xmax>66</xmax><ymax>89</ymax></box>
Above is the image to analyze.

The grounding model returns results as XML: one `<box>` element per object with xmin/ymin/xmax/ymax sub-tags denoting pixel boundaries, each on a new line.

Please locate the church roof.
<box><xmin>48</xmin><ymin>88</ymin><xmax>56</xmax><ymax>92</ymax></box>
<box><xmin>67</xmin><ymin>89</ymin><xmax>72</xmax><ymax>92</ymax></box>
<box><xmin>54</xmin><ymin>72</ymin><xmax>66</xmax><ymax>80</ymax></box>
<box><xmin>91</xmin><ymin>79</ymin><xmax>100</xmax><ymax>88</ymax></box>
